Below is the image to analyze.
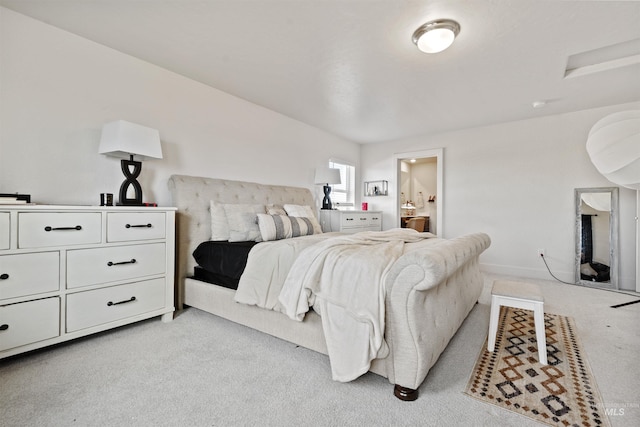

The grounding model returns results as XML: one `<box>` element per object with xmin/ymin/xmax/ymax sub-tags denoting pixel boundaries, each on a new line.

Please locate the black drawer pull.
<box><xmin>0</xmin><ymin>273</ymin><xmax>9</xmax><ymax>280</ymax></box>
<box><xmin>0</xmin><ymin>324</ymin><xmax>8</xmax><ymax>331</ymax></box>
<box><xmin>107</xmin><ymin>259</ymin><xmax>136</xmax><ymax>267</ymax></box>
<box><xmin>107</xmin><ymin>296</ymin><xmax>136</xmax><ymax>306</ymax></box>
<box><xmin>126</xmin><ymin>223</ymin><xmax>152</xmax><ymax>228</ymax></box>
<box><xmin>44</xmin><ymin>225</ymin><xmax>82</xmax><ymax>232</ymax></box>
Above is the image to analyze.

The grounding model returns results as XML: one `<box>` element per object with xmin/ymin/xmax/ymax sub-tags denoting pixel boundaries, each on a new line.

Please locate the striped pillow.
<box><xmin>257</xmin><ymin>214</ymin><xmax>317</xmax><ymax>241</ymax></box>
<box><xmin>283</xmin><ymin>204</ymin><xmax>323</xmax><ymax>234</ymax></box>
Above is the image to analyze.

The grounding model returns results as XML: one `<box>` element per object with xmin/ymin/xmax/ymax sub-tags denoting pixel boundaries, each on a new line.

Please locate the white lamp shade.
<box><xmin>99</xmin><ymin>120</ymin><xmax>163</xmax><ymax>160</ymax></box>
<box><xmin>314</xmin><ymin>167</ymin><xmax>341</xmax><ymax>185</ymax></box>
<box><xmin>581</xmin><ymin>193</ymin><xmax>611</xmax><ymax>212</ymax></box>
<box><xmin>586</xmin><ymin>110</ymin><xmax>640</xmax><ymax>190</ymax></box>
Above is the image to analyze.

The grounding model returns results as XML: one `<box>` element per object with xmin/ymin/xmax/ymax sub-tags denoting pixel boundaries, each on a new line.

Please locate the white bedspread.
<box><xmin>235</xmin><ymin>228</ymin><xmax>439</xmax><ymax>382</ymax></box>
<box><xmin>234</xmin><ymin>233</ymin><xmax>338</xmax><ymax>312</ymax></box>
<box><xmin>278</xmin><ymin>229</ymin><xmax>438</xmax><ymax>382</ymax></box>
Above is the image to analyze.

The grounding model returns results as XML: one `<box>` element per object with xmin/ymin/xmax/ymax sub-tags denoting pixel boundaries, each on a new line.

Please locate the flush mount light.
<box><xmin>412</xmin><ymin>19</ymin><xmax>460</xmax><ymax>53</ymax></box>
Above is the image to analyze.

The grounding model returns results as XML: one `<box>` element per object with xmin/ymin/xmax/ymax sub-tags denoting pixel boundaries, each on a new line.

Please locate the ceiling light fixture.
<box><xmin>586</xmin><ymin>110</ymin><xmax>640</xmax><ymax>190</ymax></box>
<box><xmin>412</xmin><ymin>19</ymin><xmax>460</xmax><ymax>53</ymax></box>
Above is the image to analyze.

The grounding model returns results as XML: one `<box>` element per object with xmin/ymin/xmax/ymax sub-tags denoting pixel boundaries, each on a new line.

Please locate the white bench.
<box><xmin>487</xmin><ymin>280</ymin><xmax>547</xmax><ymax>365</ymax></box>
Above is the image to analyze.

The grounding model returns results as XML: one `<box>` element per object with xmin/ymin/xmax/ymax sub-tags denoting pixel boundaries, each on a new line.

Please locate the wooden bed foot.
<box><xmin>394</xmin><ymin>385</ymin><xmax>418</xmax><ymax>401</ymax></box>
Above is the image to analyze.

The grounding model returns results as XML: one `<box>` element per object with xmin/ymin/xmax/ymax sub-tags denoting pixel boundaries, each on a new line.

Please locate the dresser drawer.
<box><xmin>18</xmin><ymin>212</ymin><xmax>101</xmax><ymax>248</ymax></box>
<box><xmin>340</xmin><ymin>212</ymin><xmax>371</xmax><ymax>228</ymax></box>
<box><xmin>366</xmin><ymin>213</ymin><xmax>382</xmax><ymax>228</ymax></box>
<box><xmin>66</xmin><ymin>243</ymin><xmax>166</xmax><ymax>289</ymax></box>
<box><xmin>0</xmin><ymin>297</ymin><xmax>60</xmax><ymax>351</ymax></box>
<box><xmin>66</xmin><ymin>278</ymin><xmax>165</xmax><ymax>332</ymax></box>
<box><xmin>0</xmin><ymin>212</ymin><xmax>9</xmax><ymax>250</ymax></box>
<box><xmin>0</xmin><ymin>252</ymin><xmax>59</xmax><ymax>300</ymax></box>
<box><xmin>107</xmin><ymin>212</ymin><xmax>166</xmax><ymax>242</ymax></box>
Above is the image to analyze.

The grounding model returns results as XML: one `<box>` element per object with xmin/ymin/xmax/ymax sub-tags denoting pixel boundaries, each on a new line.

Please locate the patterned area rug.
<box><xmin>465</xmin><ymin>307</ymin><xmax>610</xmax><ymax>426</ymax></box>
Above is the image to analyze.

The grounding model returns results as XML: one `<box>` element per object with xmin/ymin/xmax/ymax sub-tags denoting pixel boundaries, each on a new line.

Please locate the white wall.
<box><xmin>0</xmin><ymin>8</ymin><xmax>359</xmax><ymax>208</ymax></box>
<box><xmin>361</xmin><ymin>103</ymin><xmax>639</xmax><ymax>291</ymax></box>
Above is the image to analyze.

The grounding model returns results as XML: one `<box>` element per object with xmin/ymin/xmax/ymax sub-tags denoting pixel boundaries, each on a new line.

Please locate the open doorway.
<box><xmin>393</xmin><ymin>149</ymin><xmax>443</xmax><ymax>236</ymax></box>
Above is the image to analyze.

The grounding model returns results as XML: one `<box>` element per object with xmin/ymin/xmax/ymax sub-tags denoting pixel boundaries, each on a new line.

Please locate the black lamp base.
<box><xmin>321</xmin><ymin>184</ymin><xmax>332</xmax><ymax>210</ymax></box>
<box><xmin>118</xmin><ymin>157</ymin><xmax>144</xmax><ymax>206</ymax></box>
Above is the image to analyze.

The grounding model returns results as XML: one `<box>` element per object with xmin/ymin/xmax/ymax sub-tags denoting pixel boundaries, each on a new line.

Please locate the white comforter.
<box><xmin>234</xmin><ymin>229</ymin><xmax>439</xmax><ymax>382</ymax></box>
<box><xmin>234</xmin><ymin>232</ymin><xmax>339</xmax><ymax>313</ymax></box>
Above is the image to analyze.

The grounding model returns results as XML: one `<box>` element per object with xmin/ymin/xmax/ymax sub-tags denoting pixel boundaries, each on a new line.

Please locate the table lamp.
<box><xmin>314</xmin><ymin>167</ymin><xmax>341</xmax><ymax>210</ymax></box>
<box><xmin>99</xmin><ymin>120</ymin><xmax>163</xmax><ymax>206</ymax></box>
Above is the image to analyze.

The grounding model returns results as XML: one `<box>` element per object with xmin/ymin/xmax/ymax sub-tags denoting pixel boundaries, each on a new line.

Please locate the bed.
<box><xmin>168</xmin><ymin>174</ymin><xmax>490</xmax><ymax>400</ymax></box>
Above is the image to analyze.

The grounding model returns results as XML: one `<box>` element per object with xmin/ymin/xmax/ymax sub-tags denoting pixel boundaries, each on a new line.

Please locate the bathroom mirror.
<box><xmin>575</xmin><ymin>187</ymin><xmax>619</xmax><ymax>289</ymax></box>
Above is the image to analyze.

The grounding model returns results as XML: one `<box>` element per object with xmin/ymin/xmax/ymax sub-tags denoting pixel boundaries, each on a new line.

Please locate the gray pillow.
<box><xmin>209</xmin><ymin>201</ymin><xmax>230</xmax><ymax>241</ymax></box>
<box><xmin>223</xmin><ymin>203</ymin><xmax>265</xmax><ymax>242</ymax></box>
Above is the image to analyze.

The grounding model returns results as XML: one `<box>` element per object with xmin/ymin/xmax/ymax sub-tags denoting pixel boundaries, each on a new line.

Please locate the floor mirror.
<box><xmin>575</xmin><ymin>187</ymin><xmax>619</xmax><ymax>290</ymax></box>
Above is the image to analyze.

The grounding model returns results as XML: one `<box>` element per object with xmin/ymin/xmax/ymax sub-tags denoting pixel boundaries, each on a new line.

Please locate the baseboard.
<box><xmin>481</xmin><ymin>263</ymin><xmax>638</xmax><ymax>292</ymax></box>
<box><xmin>480</xmin><ymin>263</ymin><xmax>574</xmax><ymax>283</ymax></box>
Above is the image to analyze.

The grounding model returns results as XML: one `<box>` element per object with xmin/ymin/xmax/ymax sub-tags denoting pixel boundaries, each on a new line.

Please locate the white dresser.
<box><xmin>0</xmin><ymin>205</ymin><xmax>176</xmax><ymax>359</ymax></box>
<box><xmin>319</xmin><ymin>210</ymin><xmax>382</xmax><ymax>233</ymax></box>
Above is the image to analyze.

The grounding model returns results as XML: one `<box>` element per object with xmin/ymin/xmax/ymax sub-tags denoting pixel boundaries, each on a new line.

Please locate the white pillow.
<box><xmin>257</xmin><ymin>214</ymin><xmax>317</xmax><ymax>241</ymax></box>
<box><xmin>209</xmin><ymin>201</ymin><xmax>230</xmax><ymax>241</ymax></box>
<box><xmin>266</xmin><ymin>204</ymin><xmax>287</xmax><ymax>216</ymax></box>
<box><xmin>283</xmin><ymin>204</ymin><xmax>322</xmax><ymax>234</ymax></box>
<box><xmin>223</xmin><ymin>203</ymin><xmax>265</xmax><ymax>242</ymax></box>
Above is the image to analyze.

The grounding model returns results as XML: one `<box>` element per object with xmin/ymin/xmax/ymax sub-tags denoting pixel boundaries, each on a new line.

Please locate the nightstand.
<box><xmin>319</xmin><ymin>210</ymin><xmax>382</xmax><ymax>233</ymax></box>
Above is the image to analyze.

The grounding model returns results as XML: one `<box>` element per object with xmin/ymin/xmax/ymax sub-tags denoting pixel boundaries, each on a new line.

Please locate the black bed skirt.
<box><xmin>192</xmin><ymin>266</ymin><xmax>239</xmax><ymax>290</ymax></box>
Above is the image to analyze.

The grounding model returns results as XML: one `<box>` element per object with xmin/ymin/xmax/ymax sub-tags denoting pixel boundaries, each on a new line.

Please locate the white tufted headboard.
<box><xmin>168</xmin><ymin>174</ymin><xmax>316</xmax><ymax>307</ymax></box>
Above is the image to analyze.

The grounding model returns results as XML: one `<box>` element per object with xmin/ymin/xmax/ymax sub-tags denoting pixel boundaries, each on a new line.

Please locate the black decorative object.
<box><xmin>118</xmin><ymin>155</ymin><xmax>143</xmax><ymax>206</ymax></box>
<box><xmin>322</xmin><ymin>185</ymin><xmax>332</xmax><ymax>210</ymax></box>
<box><xmin>100</xmin><ymin>193</ymin><xmax>114</xmax><ymax>206</ymax></box>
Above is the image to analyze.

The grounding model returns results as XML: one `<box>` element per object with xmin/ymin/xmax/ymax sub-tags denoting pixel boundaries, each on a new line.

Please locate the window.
<box><xmin>329</xmin><ymin>160</ymin><xmax>355</xmax><ymax>207</ymax></box>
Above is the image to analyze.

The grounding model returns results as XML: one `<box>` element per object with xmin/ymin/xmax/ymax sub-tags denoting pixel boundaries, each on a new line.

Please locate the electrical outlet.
<box><xmin>537</xmin><ymin>248</ymin><xmax>546</xmax><ymax>257</ymax></box>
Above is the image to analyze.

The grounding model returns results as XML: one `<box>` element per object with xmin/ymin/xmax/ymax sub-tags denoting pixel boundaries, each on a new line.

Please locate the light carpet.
<box><xmin>1</xmin><ymin>274</ymin><xmax>638</xmax><ymax>426</ymax></box>
<box><xmin>465</xmin><ymin>306</ymin><xmax>610</xmax><ymax>426</ymax></box>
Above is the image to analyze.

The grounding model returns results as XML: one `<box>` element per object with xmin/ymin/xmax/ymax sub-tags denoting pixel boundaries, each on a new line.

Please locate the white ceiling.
<box><xmin>2</xmin><ymin>0</ymin><xmax>639</xmax><ymax>144</ymax></box>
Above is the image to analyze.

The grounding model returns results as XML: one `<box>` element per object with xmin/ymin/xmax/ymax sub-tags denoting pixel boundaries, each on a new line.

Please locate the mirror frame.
<box><xmin>574</xmin><ymin>187</ymin><xmax>619</xmax><ymax>290</ymax></box>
